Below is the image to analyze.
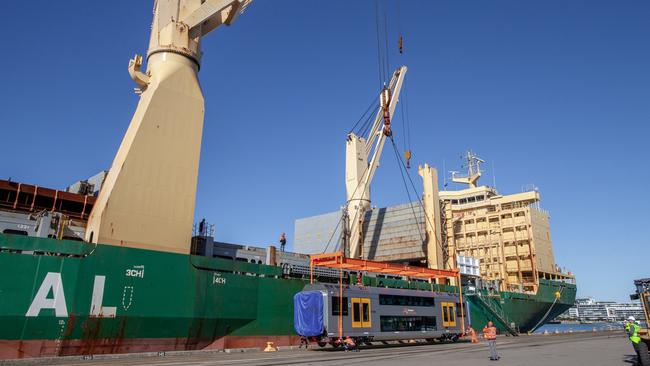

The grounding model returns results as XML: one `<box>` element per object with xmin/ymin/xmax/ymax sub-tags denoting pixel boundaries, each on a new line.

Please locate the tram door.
<box><xmin>351</xmin><ymin>298</ymin><xmax>372</xmax><ymax>328</ymax></box>
<box><xmin>441</xmin><ymin>302</ymin><xmax>457</xmax><ymax>327</ymax></box>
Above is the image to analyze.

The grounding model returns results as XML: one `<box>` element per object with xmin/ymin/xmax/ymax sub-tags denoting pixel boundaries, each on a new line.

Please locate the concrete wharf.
<box><xmin>0</xmin><ymin>331</ymin><xmax>633</xmax><ymax>366</ymax></box>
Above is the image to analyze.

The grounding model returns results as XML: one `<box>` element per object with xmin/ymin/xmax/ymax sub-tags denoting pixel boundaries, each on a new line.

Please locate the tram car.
<box><xmin>294</xmin><ymin>284</ymin><xmax>468</xmax><ymax>346</ymax></box>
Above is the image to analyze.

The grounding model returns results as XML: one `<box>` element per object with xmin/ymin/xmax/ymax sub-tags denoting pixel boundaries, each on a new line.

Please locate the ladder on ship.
<box><xmin>467</xmin><ymin>293</ymin><xmax>519</xmax><ymax>336</ymax></box>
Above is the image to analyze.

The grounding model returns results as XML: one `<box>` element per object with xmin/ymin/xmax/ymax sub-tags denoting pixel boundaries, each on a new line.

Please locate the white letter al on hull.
<box><xmin>26</xmin><ymin>273</ymin><xmax>116</xmax><ymax>318</ymax></box>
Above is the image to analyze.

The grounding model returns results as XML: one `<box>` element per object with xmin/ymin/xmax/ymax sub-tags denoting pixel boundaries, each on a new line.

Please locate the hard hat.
<box><xmin>628</xmin><ymin>316</ymin><xmax>636</xmax><ymax>321</ymax></box>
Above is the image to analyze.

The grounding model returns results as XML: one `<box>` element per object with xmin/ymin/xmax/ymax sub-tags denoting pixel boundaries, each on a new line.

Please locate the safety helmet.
<box><xmin>628</xmin><ymin>316</ymin><xmax>636</xmax><ymax>321</ymax></box>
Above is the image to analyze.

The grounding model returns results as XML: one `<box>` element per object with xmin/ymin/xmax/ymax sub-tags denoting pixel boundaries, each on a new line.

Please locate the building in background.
<box><xmin>558</xmin><ymin>297</ymin><xmax>645</xmax><ymax>322</ymax></box>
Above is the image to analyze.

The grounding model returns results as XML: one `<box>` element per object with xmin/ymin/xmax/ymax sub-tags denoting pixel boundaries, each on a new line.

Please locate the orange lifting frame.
<box><xmin>309</xmin><ymin>252</ymin><xmax>466</xmax><ymax>335</ymax></box>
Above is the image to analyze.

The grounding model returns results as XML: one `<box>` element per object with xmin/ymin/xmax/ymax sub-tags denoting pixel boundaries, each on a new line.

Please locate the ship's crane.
<box><xmin>343</xmin><ymin>66</ymin><xmax>407</xmax><ymax>259</ymax></box>
<box><xmin>86</xmin><ymin>0</ymin><xmax>252</xmax><ymax>253</ymax></box>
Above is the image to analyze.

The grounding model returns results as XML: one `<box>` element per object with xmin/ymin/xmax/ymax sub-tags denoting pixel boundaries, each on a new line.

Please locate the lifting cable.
<box><xmin>389</xmin><ymin>136</ymin><xmax>447</xmax><ymax>257</ymax></box>
<box><xmin>399</xmin><ymin>86</ymin><xmax>413</xmax><ymax>168</ymax></box>
<box><xmin>375</xmin><ymin>0</ymin><xmax>392</xmax><ymax>87</ymax></box>
<box><xmin>324</xmin><ymin>1</ymin><xmax>408</xmax><ymax>254</ymax></box>
<box><xmin>389</xmin><ymin>135</ymin><xmax>424</xmax><ymax>245</ymax></box>
<box><xmin>374</xmin><ymin>0</ymin><xmax>387</xmax><ymax>88</ymax></box>
<box><xmin>397</xmin><ymin>0</ymin><xmax>404</xmax><ymax>55</ymax></box>
<box><xmin>321</xmin><ymin>158</ymin><xmax>375</xmax><ymax>254</ymax></box>
<box><xmin>394</xmin><ymin>0</ymin><xmax>412</xmax><ymax>168</ymax></box>
<box><xmin>349</xmin><ymin>94</ymin><xmax>380</xmax><ymax>136</ymax></box>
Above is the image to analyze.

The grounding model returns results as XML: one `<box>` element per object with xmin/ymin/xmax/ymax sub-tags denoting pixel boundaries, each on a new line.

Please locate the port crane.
<box><xmin>343</xmin><ymin>66</ymin><xmax>407</xmax><ymax>259</ymax></box>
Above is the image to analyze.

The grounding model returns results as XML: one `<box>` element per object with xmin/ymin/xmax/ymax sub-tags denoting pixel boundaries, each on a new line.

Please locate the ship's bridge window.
<box><xmin>468</xmin><ymin>196</ymin><xmax>476</xmax><ymax>203</ymax></box>
<box><xmin>451</xmin><ymin>199</ymin><xmax>458</xmax><ymax>204</ymax></box>
<box><xmin>459</xmin><ymin>198</ymin><xmax>467</xmax><ymax>204</ymax></box>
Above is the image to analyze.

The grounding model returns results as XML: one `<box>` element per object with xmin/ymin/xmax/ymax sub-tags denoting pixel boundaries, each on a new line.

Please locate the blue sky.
<box><xmin>1</xmin><ymin>1</ymin><xmax>648</xmax><ymax>302</ymax></box>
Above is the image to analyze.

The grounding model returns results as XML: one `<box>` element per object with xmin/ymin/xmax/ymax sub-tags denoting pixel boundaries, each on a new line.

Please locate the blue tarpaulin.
<box><xmin>293</xmin><ymin>291</ymin><xmax>324</xmax><ymax>336</ymax></box>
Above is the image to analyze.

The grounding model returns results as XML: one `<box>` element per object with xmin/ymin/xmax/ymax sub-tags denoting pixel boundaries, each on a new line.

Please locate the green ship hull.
<box><xmin>0</xmin><ymin>233</ymin><xmax>575</xmax><ymax>359</ymax></box>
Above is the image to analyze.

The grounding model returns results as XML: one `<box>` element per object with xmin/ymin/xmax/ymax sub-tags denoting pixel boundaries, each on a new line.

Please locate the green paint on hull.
<box><xmin>0</xmin><ymin>234</ymin><xmax>305</xmax><ymax>344</ymax></box>
<box><xmin>467</xmin><ymin>279</ymin><xmax>577</xmax><ymax>333</ymax></box>
<box><xmin>0</xmin><ymin>233</ymin><xmax>575</xmax><ymax>357</ymax></box>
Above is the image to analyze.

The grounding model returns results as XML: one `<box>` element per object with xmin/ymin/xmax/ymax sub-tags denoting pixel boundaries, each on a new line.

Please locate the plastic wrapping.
<box><xmin>293</xmin><ymin>291</ymin><xmax>324</xmax><ymax>336</ymax></box>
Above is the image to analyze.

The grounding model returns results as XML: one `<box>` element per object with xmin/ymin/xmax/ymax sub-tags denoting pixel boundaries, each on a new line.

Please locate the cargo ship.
<box><xmin>295</xmin><ymin>151</ymin><xmax>576</xmax><ymax>335</ymax></box>
<box><xmin>0</xmin><ymin>0</ymin><xmax>575</xmax><ymax>359</ymax></box>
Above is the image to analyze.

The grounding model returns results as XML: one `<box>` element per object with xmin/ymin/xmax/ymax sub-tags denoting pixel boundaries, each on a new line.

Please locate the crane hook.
<box><xmin>404</xmin><ymin>150</ymin><xmax>412</xmax><ymax>169</ymax></box>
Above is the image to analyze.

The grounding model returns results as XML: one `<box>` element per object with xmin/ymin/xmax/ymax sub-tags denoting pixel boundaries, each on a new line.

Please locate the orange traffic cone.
<box><xmin>264</xmin><ymin>342</ymin><xmax>277</xmax><ymax>352</ymax></box>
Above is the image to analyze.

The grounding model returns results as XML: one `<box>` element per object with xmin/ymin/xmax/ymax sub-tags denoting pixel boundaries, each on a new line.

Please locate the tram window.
<box><xmin>362</xmin><ymin>302</ymin><xmax>370</xmax><ymax>323</ymax></box>
<box><xmin>443</xmin><ymin>307</ymin><xmax>450</xmax><ymax>323</ymax></box>
<box><xmin>380</xmin><ymin>316</ymin><xmax>437</xmax><ymax>332</ymax></box>
<box><xmin>352</xmin><ymin>302</ymin><xmax>361</xmax><ymax>322</ymax></box>
<box><xmin>379</xmin><ymin>295</ymin><xmax>434</xmax><ymax>307</ymax></box>
<box><xmin>332</xmin><ymin>297</ymin><xmax>348</xmax><ymax>316</ymax></box>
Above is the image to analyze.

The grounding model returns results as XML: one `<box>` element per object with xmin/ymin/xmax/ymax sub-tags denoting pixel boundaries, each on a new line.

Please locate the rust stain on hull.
<box><xmin>0</xmin><ymin>335</ymin><xmax>301</xmax><ymax>359</ymax></box>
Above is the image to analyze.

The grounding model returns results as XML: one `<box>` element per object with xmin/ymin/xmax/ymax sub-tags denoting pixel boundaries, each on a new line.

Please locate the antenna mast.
<box><xmin>451</xmin><ymin>151</ymin><xmax>485</xmax><ymax>188</ymax></box>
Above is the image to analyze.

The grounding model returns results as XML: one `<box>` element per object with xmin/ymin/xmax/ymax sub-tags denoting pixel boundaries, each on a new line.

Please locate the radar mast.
<box><xmin>451</xmin><ymin>151</ymin><xmax>485</xmax><ymax>188</ymax></box>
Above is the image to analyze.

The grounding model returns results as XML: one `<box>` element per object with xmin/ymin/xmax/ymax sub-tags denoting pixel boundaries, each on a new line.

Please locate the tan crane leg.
<box><xmin>85</xmin><ymin>53</ymin><xmax>204</xmax><ymax>253</ymax></box>
<box><xmin>419</xmin><ymin>164</ymin><xmax>444</xmax><ymax>271</ymax></box>
<box><xmin>85</xmin><ymin>0</ymin><xmax>251</xmax><ymax>253</ymax></box>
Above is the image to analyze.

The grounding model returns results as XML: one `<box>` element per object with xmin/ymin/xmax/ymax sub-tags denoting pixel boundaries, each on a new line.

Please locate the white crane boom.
<box><xmin>344</xmin><ymin>66</ymin><xmax>407</xmax><ymax>258</ymax></box>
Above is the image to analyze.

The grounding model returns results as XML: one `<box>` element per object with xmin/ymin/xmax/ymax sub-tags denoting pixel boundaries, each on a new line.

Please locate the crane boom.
<box><xmin>344</xmin><ymin>66</ymin><xmax>407</xmax><ymax>258</ymax></box>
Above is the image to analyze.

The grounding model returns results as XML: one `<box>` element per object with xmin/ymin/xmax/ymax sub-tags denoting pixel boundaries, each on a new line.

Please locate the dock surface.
<box><xmin>2</xmin><ymin>331</ymin><xmax>635</xmax><ymax>366</ymax></box>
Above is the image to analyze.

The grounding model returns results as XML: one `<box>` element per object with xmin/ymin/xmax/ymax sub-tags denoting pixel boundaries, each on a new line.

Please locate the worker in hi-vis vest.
<box><xmin>626</xmin><ymin>316</ymin><xmax>648</xmax><ymax>365</ymax></box>
<box><xmin>625</xmin><ymin>316</ymin><xmax>634</xmax><ymax>333</ymax></box>
<box><xmin>482</xmin><ymin>321</ymin><xmax>500</xmax><ymax>361</ymax></box>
